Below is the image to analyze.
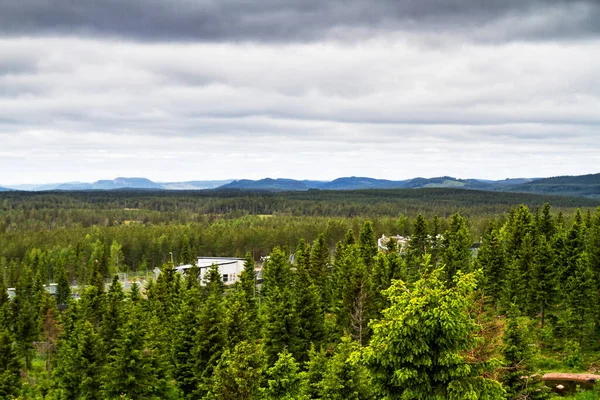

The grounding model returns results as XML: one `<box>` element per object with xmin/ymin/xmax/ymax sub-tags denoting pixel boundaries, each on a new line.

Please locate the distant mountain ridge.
<box><xmin>2</xmin><ymin>174</ymin><xmax>598</xmax><ymax>199</ymax></box>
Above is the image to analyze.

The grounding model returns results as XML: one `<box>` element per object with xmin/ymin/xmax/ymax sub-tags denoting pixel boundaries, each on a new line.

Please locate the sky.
<box><xmin>1</xmin><ymin>0</ymin><xmax>599</xmax><ymax>185</ymax></box>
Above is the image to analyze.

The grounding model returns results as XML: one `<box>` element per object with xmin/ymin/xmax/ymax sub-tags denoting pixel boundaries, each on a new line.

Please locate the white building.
<box><xmin>175</xmin><ymin>257</ymin><xmax>246</xmax><ymax>285</ymax></box>
<box><xmin>377</xmin><ymin>234</ymin><xmax>409</xmax><ymax>252</ymax></box>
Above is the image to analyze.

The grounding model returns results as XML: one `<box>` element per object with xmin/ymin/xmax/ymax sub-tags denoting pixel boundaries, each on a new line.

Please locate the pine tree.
<box><xmin>262</xmin><ymin>349</ymin><xmax>308</xmax><ymax>400</ymax></box>
<box><xmin>363</xmin><ymin>268</ymin><xmax>505</xmax><ymax>399</ymax></box>
<box><xmin>0</xmin><ymin>329</ymin><xmax>21</xmax><ymax>399</ymax></box>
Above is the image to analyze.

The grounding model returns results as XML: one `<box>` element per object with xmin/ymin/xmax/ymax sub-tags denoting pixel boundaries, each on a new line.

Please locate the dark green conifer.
<box><xmin>358</xmin><ymin>221</ymin><xmax>377</xmax><ymax>269</ymax></box>
<box><xmin>0</xmin><ymin>329</ymin><xmax>21</xmax><ymax>399</ymax></box>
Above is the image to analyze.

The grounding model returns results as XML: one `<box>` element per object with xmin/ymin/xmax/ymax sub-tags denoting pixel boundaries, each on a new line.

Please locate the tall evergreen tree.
<box><xmin>294</xmin><ymin>240</ymin><xmax>325</xmax><ymax>361</ymax></box>
<box><xmin>318</xmin><ymin>335</ymin><xmax>373</xmax><ymax>400</ymax></box>
<box><xmin>501</xmin><ymin>305</ymin><xmax>549</xmax><ymax>400</ymax></box>
<box><xmin>102</xmin><ymin>313</ymin><xmax>174</xmax><ymax>400</ymax></box>
<box><xmin>441</xmin><ymin>213</ymin><xmax>473</xmax><ymax>286</ymax></box>
<box><xmin>52</xmin><ymin>318</ymin><xmax>104</xmax><ymax>400</ymax></box>
<box><xmin>408</xmin><ymin>214</ymin><xmax>428</xmax><ymax>268</ymax></box>
<box><xmin>532</xmin><ymin>235</ymin><xmax>556</xmax><ymax>327</ymax></box>
<box><xmin>309</xmin><ymin>233</ymin><xmax>330</xmax><ymax>299</ymax></box>
<box><xmin>358</xmin><ymin>221</ymin><xmax>377</xmax><ymax>270</ymax></box>
<box><xmin>262</xmin><ymin>349</ymin><xmax>308</xmax><ymax>400</ymax></box>
<box><xmin>0</xmin><ymin>329</ymin><xmax>21</xmax><ymax>399</ymax></box>
<box><xmin>564</xmin><ymin>251</ymin><xmax>595</xmax><ymax>344</ymax></box>
<box><xmin>55</xmin><ymin>260</ymin><xmax>71</xmax><ymax>306</ymax></box>
<box><xmin>172</xmin><ymin>285</ymin><xmax>201</xmax><ymax>398</ymax></box>
<box><xmin>209</xmin><ymin>341</ymin><xmax>265</xmax><ymax>400</ymax></box>
<box><xmin>192</xmin><ymin>263</ymin><xmax>226</xmax><ymax>397</ymax></box>
<box><xmin>477</xmin><ymin>226</ymin><xmax>506</xmax><ymax>309</ymax></box>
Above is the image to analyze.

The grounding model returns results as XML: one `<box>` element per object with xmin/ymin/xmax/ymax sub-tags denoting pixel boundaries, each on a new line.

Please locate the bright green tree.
<box><xmin>318</xmin><ymin>335</ymin><xmax>373</xmax><ymax>400</ymax></box>
<box><xmin>363</xmin><ymin>268</ymin><xmax>505</xmax><ymax>400</ymax></box>
<box><xmin>262</xmin><ymin>349</ymin><xmax>308</xmax><ymax>400</ymax></box>
<box><xmin>209</xmin><ymin>341</ymin><xmax>265</xmax><ymax>400</ymax></box>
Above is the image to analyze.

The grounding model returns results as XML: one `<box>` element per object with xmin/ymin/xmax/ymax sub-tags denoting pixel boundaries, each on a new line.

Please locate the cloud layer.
<box><xmin>0</xmin><ymin>1</ymin><xmax>599</xmax><ymax>184</ymax></box>
<box><xmin>1</xmin><ymin>0</ymin><xmax>599</xmax><ymax>42</ymax></box>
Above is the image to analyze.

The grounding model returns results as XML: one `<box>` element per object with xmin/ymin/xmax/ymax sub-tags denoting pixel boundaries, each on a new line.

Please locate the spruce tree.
<box><xmin>310</xmin><ymin>233</ymin><xmax>330</xmax><ymax>299</ymax></box>
<box><xmin>172</xmin><ymin>285</ymin><xmax>201</xmax><ymax>398</ymax></box>
<box><xmin>192</xmin><ymin>263</ymin><xmax>226</xmax><ymax>397</ymax></box>
<box><xmin>52</xmin><ymin>318</ymin><xmax>104</xmax><ymax>400</ymax></box>
<box><xmin>0</xmin><ymin>329</ymin><xmax>21</xmax><ymax>399</ymax></box>
<box><xmin>564</xmin><ymin>251</ymin><xmax>595</xmax><ymax>344</ymax></box>
<box><xmin>55</xmin><ymin>260</ymin><xmax>71</xmax><ymax>306</ymax></box>
<box><xmin>532</xmin><ymin>235</ymin><xmax>556</xmax><ymax>328</ymax></box>
<box><xmin>294</xmin><ymin>240</ymin><xmax>325</xmax><ymax>361</ymax></box>
<box><xmin>441</xmin><ymin>213</ymin><xmax>473</xmax><ymax>286</ymax></box>
<box><xmin>102</xmin><ymin>308</ymin><xmax>173</xmax><ymax>399</ymax></box>
<box><xmin>319</xmin><ymin>335</ymin><xmax>373</xmax><ymax>400</ymax></box>
<box><xmin>263</xmin><ymin>286</ymin><xmax>300</xmax><ymax>364</ymax></box>
<box><xmin>262</xmin><ymin>349</ymin><xmax>308</xmax><ymax>400</ymax></box>
<box><xmin>477</xmin><ymin>226</ymin><xmax>506</xmax><ymax>309</ymax></box>
<box><xmin>408</xmin><ymin>214</ymin><xmax>428</xmax><ymax>268</ymax></box>
<box><xmin>209</xmin><ymin>341</ymin><xmax>265</xmax><ymax>400</ymax></box>
<box><xmin>363</xmin><ymin>268</ymin><xmax>505</xmax><ymax>399</ymax></box>
<box><xmin>501</xmin><ymin>305</ymin><xmax>549</xmax><ymax>400</ymax></box>
<box><xmin>358</xmin><ymin>221</ymin><xmax>377</xmax><ymax>269</ymax></box>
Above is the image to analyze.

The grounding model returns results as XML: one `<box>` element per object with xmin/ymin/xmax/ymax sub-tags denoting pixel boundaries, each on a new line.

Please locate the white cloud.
<box><xmin>0</xmin><ymin>35</ymin><xmax>599</xmax><ymax>184</ymax></box>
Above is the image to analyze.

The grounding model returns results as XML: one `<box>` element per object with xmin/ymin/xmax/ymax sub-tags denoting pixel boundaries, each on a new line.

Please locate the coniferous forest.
<box><xmin>1</xmin><ymin>190</ymin><xmax>600</xmax><ymax>399</ymax></box>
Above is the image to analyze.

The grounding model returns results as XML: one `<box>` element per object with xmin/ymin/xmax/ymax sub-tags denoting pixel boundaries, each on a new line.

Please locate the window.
<box><xmin>222</xmin><ymin>274</ymin><xmax>228</xmax><ymax>282</ymax></box>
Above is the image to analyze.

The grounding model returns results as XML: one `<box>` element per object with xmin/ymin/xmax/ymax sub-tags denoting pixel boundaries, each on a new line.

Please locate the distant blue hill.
<box><xmin>0</xmin><ymin>186</ymin><xmax>12</xmax><ymax>192</ymax></box>
<box><xmin>220</xmin><ymin>178</ymin><xmax>309</xmax><ymax>191</ymax></box>
<box><xmin>4</xmin><ymin>173</ymin><xmax>599</xmax><ymax>199</ymax></box>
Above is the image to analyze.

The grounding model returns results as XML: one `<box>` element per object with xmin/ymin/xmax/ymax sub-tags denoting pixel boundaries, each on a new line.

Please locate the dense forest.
<box><xmin>0</xmin><ymin>190</ymin><xmax>599</xmax><ymax>399</ymax></box>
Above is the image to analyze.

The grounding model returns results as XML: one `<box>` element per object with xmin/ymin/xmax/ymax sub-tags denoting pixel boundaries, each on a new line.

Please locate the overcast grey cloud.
<box><xmin>1</xmin><ymin>0</ymin><xmax>600</xmax><ymax>42</ymax></box>
<box><xmin>0</xmin><ymin>0</ymin><xmax>599</xmax><ymax>185</ymax></box>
